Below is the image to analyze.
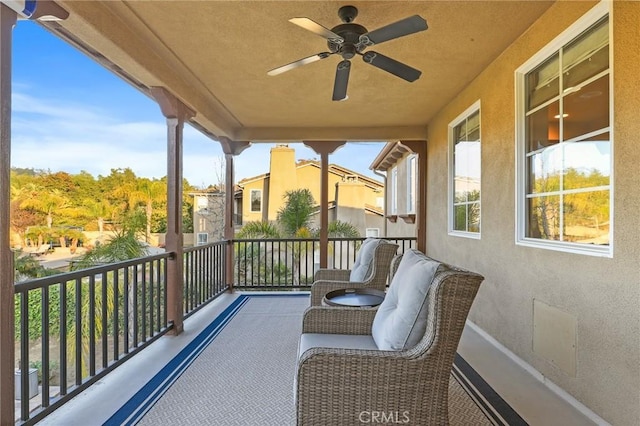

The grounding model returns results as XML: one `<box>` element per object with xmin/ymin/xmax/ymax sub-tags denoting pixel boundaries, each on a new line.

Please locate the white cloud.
<box><xmin>10</xmin><ymin>91</ymin><xmax>386</xmax><ymax>187</ymax></box>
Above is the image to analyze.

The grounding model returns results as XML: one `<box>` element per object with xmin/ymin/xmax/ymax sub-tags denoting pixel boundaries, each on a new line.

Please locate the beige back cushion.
<box><xmin>371</xmin><ymin>249</ymin><xmax>442</xmax><ymax>351</ymax></box>
<box><xmin>349</xmin><ymin>238</ymin><xmax>385</xmax><ymax>282</ymax></box>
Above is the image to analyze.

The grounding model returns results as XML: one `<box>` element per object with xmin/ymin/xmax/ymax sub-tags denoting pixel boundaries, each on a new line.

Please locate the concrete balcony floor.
<box><xmin>38</xmin><ymin>292</ymin><xmax>597</xmax><ymax>426</ymax></box>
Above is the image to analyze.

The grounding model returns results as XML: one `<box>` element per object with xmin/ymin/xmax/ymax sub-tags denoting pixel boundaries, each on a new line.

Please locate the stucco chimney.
<box><xmin>268</xmin><ymin>144</ymin><xmax>298</xmax><ymax>221</ymax></box>
<box><xmin>335</xmin><ymin>176</ymin><xmax>366</xmax><ymax>233</ymax></box>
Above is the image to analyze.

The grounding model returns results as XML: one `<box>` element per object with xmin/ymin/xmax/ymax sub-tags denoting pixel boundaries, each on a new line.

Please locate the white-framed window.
<box><xmin>250</xmin><ymin>189</ymin><xmax>262</xmax><ymax>213</ymax></box>
<box><xmin>448</xmin><ymin>101</ymin><xmax>481</xmax><ymax>237</ymax></box>
<box><xmin>365</xmin><ymin>228</ymin><xmax>380</xmax><ymax>238</ymax></box>
<box><xmin>516</xmin><ymin>3</ymin><xmax>611</xmax><ymax>257</ymax></box>
<box><xmin>196</xmin><ymin>233</ymin><xmax>208</xmax><ymax>245</ymax></box>
<box><xmin>390</xmin><ymin>167</ymin><xmax>398</xmax><ymax>215</ymax></box>
<box><xmin>406</xmin><ymin>155</ymin><xmax>417</xmax><ymax>214</ymax></box>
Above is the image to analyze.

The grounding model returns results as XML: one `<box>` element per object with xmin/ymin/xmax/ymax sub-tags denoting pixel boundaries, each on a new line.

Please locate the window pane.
<box><xmin>466</xmin><ymin>111</ymin><xmax>480</xmax><ymax>141</ymax></box>
<box><xmin>468</xmin><ymin>202</ymin><xmax>480</xmax><ymax>233</ymax></box>
<box><xmin>250</xmin><ymin>190</ymin><xmax>261</xmax><ymax>212</ymax></box>
<box><xmin>563</xmin><ymin>136</ymin><xmax>610</xmax><ymax>190</ymax></box>
<box><xmin>528</xmin><ymin>145</ymin><xmax>562</xmax><ymax>194</ymax></box>
<box><xmin>527</xmin><ymin>53</ymin><xmax>559</xmax><ymax>110</ymax></box>
<box><xmin>563</xmin><ymin>190</ymin><xmax>609</xmax><ymax>245</ymax></box>
<box><xmin>455</xmin><ymin>120</ymin><xmax>467</xmax><ymax>142</ymax></box>
<box><xmin>527</xmin><ymin>196</ymin><xmax>560</xmax><ymax>240</ymax></box>
<box><xmin>563</xmin><ymin>75</ymin><xmax>609</xmax><ymax>141</ymax></box>
<box><xmin>454</xmin><ymin>205</ymin><xmax>467</xmax><ymax>231</ymax></box>
<box><xmin>563</xmin><ymin>18</ymin><xmax>609</xmax><ymax>89</ymax></box>
<box><xmin>526</xmin><ymin>101</ymin><xmax>559</xmax><ymax>152</ymax></box>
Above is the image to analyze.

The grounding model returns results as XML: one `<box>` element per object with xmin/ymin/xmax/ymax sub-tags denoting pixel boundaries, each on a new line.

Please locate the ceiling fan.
<box><xmin>267</xmin><ymin>5</ymin><xmax>428</xmax><ymax>101</ymax></box>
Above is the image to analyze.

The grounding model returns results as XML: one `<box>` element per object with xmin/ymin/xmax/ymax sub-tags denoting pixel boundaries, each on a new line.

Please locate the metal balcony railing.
<box><xmin>233</xmin><ymin>237</ymin><xmax>416</xmax><ymax>289</ymax></box>
<box><xmin>14</xmin><ymin>253</ymin><xmax>171</xmax><ymax>424</ymax></box>
<box><xmin>12</xmin><ymin>236</ymin><xmax>414</xmax><ymax>423</ymax></box>
<box><xmin>183</xmin><ymin>241</ymin><xmax>228</xmax><ymax>318</ymax></box>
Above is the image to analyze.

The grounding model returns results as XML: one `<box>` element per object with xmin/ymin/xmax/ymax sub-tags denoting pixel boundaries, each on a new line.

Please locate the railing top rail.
<box><xmin>232</xmin><ymin>237</ymin><xmax>417</xmax><ymax>242</ymax></box>
<box><xmin>15</xmin><ymin>252</ymin><xmax>172</xmax><ymax>292</ymax></box>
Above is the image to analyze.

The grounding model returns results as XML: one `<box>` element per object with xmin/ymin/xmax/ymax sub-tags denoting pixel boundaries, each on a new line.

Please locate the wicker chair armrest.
<box><xmin>309</xmin><ymin>280</ymin><xmax>369</xmax><ymax>306</ymax></box>
<box><xmin>302</xmin><ymin>306</ymin><xmax>377</xmax><ymax>335</ymax></box>
<box><xmin>314</xmin><ymin>268</ymin><xmax>351</xmax><ymax>281</ymax></box>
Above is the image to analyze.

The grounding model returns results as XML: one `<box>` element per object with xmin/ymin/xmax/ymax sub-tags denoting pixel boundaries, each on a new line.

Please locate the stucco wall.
<box><xmin>425</xmin><ymin>2</ymin><xmax>639</xmax><ymax>424</ymax></box>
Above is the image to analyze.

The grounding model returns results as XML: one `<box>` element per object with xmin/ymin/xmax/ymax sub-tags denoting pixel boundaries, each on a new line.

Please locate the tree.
<box><xmin>277</xmin><ymin>189</ymin><xmax>315</xmax><ymax>236</ymax></box>
<box><xmin>18</xmin><ymin>184</ymin><xmax>70</xmax><ymax>228</ymax></box>
<box><xmin>118</xmin><ymin>178</ymin><xmax>167</xmax><ymax>243</ymax></box>
<box><xmin>325</xmin><ymin>220</ymin><xmax>361</xmax><ymax>238</ymax></box>
<box><xmin>82</xmin><ymin>198</ymin><xmax>116</xmax><ymax>235</ymax></box>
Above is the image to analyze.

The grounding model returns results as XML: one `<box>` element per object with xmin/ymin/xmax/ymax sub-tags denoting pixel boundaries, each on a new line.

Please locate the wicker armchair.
<box><xmin>309</xmin><ymin>241</ymin><xmax>399</xmax><ymax>306</ymax></box>
<box><xmin>296</xmin><ymin>253</ymin><xmax>484</xmax><ymax>425</ymax></box>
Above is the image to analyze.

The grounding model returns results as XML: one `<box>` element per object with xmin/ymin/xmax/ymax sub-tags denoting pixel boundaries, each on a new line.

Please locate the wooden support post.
<box><xmin>150</xmin><ymin>87</ymin><xmax>194</xmax><ymax>335</ymax></box>
<box><xmin>400</xmin><ymin>141</ymin><xmax>427</xmax><ymax>254</ymax></box>
<box><xmin>304</xmin><ymin>141</ymin><xmax>345</xmax><ymax>268</ymax></box>
<box><xmin>219</xmin><ymin>138</ymin><xmax>250</xmax><ymax>291</ymax></box>
<box><xmin>0</xmin><ymin>5</ymin><xmax>16</xmax><ymax>424</ymax></box>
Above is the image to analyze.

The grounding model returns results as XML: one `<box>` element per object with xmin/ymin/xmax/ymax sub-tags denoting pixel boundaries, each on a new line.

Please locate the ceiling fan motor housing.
<box><xmin>328</xmin><ymin>23</ymin><xmax>368</xmax><ymax>59</ymax></box>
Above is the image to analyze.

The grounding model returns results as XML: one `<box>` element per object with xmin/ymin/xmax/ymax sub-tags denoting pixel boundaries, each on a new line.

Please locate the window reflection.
<box><xmin>563</xmin><ymin>76</ymin><xmax>609</xmax><ymax>141</ymax></box>
<box><xmin>527</xmin><ymin>53</ymin><xmax>559</xmax><ymax>110</ymax></box>
<box><xmin>527</xmin><ymin>196</ymin><xmax>560</xmax><ymax>241</ymax></box>
<box><xmin>563</xmin><ymin>191</ymin><xmax>609</xmax><ymax>244</ymax></box>
<box><xmin>526</xmin><ymin>101</ymin><xmax>559</xmax><ymax>152</ymax></box>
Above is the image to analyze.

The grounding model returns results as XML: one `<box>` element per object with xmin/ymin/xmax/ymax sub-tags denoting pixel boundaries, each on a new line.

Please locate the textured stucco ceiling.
<box><xmin>52</xmin><ymin>1</ymin><xmax>554</xmax><ymax>142</ymax></box>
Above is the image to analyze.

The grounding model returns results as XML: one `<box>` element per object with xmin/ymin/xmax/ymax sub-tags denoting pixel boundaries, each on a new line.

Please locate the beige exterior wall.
<box><xmin>239</xmin><ymin>147</ymin><xmax>384</xmax><ymax>235</ymax></box>
<box><xmin>424</xmin><ymin>2</ymin><xmax>639</xmax><ymax>424</ymax></box>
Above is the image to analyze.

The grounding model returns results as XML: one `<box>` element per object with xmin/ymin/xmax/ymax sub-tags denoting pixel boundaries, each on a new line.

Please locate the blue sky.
<box><xmin>11</xmin><ymin>21</ymin><xmax>386</xmax><ymax>188</ymax></box>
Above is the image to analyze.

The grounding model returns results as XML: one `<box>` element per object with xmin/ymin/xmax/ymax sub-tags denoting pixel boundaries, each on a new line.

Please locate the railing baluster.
<box><xmin>141</xmin><ymin>263</ymin><xmax>147</xmax><ymax>342</ymax></box>
<box><xmin>101</xmin><ymin>271</ymin><xmax>108</xmax><ymax>369</ymax></box>
<box><xmin>42</xmin><ymin>285</ymin><xmax>50</xmax><ymax>407</ymax></box>
<box><xmin>156</xmin><ymin>259</ymin><xmax>162</xmax><ymax>332</ymax></box>
<box><xmin>75</xmin><ymin>277</ymin><xmax>82</xmax><ymax>386</ymax></box>
<box><xmin>89</xmin><ymin>274</ymin><xmax>96</xmax><ymax>377</ymax></box>
<box><xmin>124</xmin><ymin>266</ymin><xmax>130</xmax><ymax>354</ymax></box>
<box><xmin>60</xmin><ymin>281</ymin><xmax>68</xmax><ymax>396</ymax></box>
<box><xmin>149</xmin><ymin>260</ymin><xmax>155</xmax><ymax>337</ymax></box>
<box><xmin>133</xmin><ymin>264</ymin><xmax>139</xmax><ymax>348</ymax></box>
<box><xmin>113</xmin><ymin>270</ymin><xmax>119</xmax><ymax>361</ymax></box>
<box><xmin>20</xmin><ymin>291</ymin><xmax>29</xmax><ymax>420</ymax></box>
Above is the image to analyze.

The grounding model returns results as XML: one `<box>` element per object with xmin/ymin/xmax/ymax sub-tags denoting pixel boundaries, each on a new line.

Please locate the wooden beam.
<box><xmin>304</xmin><ymin>141</ymin><xmax>345</xmax><ymax>268</ymax></box>
<box><xmin>0</xmin><ymin>5</ymin><xmax>17</xmax><ymax>424</ymax></box>
<box><xmin>218</xmin><ymin>137</ymin><xmax>250</xmax><ymax>291</ymax></box>
<box><xmin>150</xmin><ymin>87</ymin><xmax>194</xmax><ymax>335</ymax></box>
<box><xmin>399</xmin><ymin>140</ymin><xmax>427</xmax><ymax>254</ymax></box>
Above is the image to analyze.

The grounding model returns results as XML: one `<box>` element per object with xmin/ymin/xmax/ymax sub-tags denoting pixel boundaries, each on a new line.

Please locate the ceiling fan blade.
<box><xmin>332</xmin><ymin>60</ymin><xmax>351</xmax><ymax>101</ymax></box>
<box><xmin>362</xmin><ymin>51</ymin><xmax>422</xmax><ymax>82</ymax></box>
<box><xmin>360</xmin><ymin>15</ymin><xmax>428</xmax><ymax>46</ymax></box>
<box><xmin>267</xmin><ymin>52</ymin><xmax>332</xmax><ymax>76</ymax></box>
<box><xmin>289</xmin><ymin>17</ymin><xmax>344</xmax><ymax>43</ymax></box>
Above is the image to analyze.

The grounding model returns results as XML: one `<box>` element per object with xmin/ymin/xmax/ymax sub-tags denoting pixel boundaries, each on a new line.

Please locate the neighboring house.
<box><xmin>190</xmin><ymin>189</ymin><xmax>225</xmax><ymax>245</ymax></box>
<box><xmin>370</xmin><ymin>142</ymin><xmax>418</xmax><ymax>238</ymax></box>
<box><xmin>235</xmin><ymin>145</ymin><xmax>384</xmax><ymax>236</ymax></box>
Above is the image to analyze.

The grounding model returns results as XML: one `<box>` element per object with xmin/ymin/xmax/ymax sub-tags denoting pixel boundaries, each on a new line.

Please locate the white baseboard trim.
<box><xmin>465</xmin><ymin>320</ymin><xmax>611</xmax><ymax>426</ymax></box>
